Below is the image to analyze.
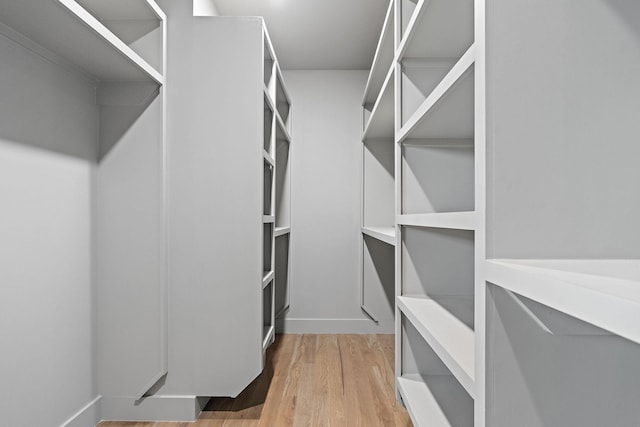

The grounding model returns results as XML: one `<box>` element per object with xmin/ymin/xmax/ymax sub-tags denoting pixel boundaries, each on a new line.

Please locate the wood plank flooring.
<box><xmin>99</xmin><ymin>334</ymin><xmax>412</xmax><ymax>427</ymax></box>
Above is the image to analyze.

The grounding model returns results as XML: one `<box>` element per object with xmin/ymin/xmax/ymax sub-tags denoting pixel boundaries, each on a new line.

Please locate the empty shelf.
<box><xmin>0</xmin><ymin>0</ymin><xmax>164</xmax><ymax>84</ymax></box>
<box><xmin>362</xmin><ymin>0</ymin><xmax>395</xmax><ymax>108</ymax></box>
<box><xmin>274</xmin><ymin>226</ymin><xmax>291</xmax><ymax>237</ymax></box>
<box><xmin>398</xmin><ymin>46</ymin><xmax>474</xmax><ymax>142</ymax></box>
<box><xmin>397</xmin><ymin>375</ymin><xmax>473</xmax><ymax>427</ymax></box>
<box><xmin>363</xmin><ymin>65</ymin><xmax>395</xmax><ymax>140</ymax></box>
<box><xmin>486</xmin><ymin>259</ymin><xmax>640</xmax><ymax>345</ymax></box>
<box><xmin>262</xmin><ymin>325</ymin><xmax>275</xmax><ymax>350</ymax></box>
<box><xmin>398</xmin><ymin>296</ymin><xmax>475</xmax><ymax>397</ymax></box>
<box><xmin>398</xmin><ymin>212</ymin><xmax>476</xmax><ymax>230</ymax></box>
<box><xmin>262</xmin><ymin>270</ymin><xmax>274</xmax><ymax>289</ymax></box>
<box><xmin>361</xmin><ymin>226</ymin><xmax>396</xmax><ymax>246</ymax></box>
<box><xmin>263</xmin><ymin>150</ymin><xmax>276</xmax><ymax>168</ymax></box>
<box><xmin>398</xmin><ymin>0</ymin><xmax>474</xmax><ymax>62</ymax></box>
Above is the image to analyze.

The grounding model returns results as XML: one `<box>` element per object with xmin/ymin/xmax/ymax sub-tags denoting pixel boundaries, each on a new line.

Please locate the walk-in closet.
<box><xmin>1</xmin><ymin>0</ymin><xmax>639</xmax><ymax>426</ymax></box>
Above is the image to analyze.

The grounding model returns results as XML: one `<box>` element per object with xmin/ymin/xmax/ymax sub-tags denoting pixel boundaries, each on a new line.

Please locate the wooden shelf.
<box><xmin>363</xmin><ymin>65</ymin><xmax>395</xmax><ymax>141</ymax></box>
<box><xmin>362</xmin><ymin>0</ymin><xmax>395</xmax><ymax>109</ymax></box>
<box><xmin>398</xmin><ymin>46</ymin><xmax>474</xmax><ymax>142</ymax></box>
<box><xmin>0</xmin><ymin>0</ymin><xmax>164</xmax><ymax>84</ymax></box>
<box><xmin>486</xmin><ymin>259</ymin><xmax>640</xmax><ymax>345</ymax></box>
<box><xmin>274</xmin><ymin>226</ymin><xmax>291</xmax><ymax>237</ymax></box>
<box><xmin>397</xmin><ymin>375</ymin><xmax>474</xmax><ymax>427</ymax></box>
<box><xmin>398</xmin><ymin>212</ymin><xmax>476</xmax><ymax>230</ymax></box>
<box><xmin>262</xmin><ymin>270</ymin><xmax>274</xmax><ymax>289</ymax></box>
<box><xmin>361</xmin><ymin>226</ymin><xmax>396</xmax><ymax>246</ymax></box>
<box><xmin>398</xmin><ymin>296</ymin><xmax>475</xmax><ymax>397</ymax></box>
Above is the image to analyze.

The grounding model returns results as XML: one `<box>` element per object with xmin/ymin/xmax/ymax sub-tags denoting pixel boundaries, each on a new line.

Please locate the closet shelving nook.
<box><xmin>362</xmin><ymin>0</ymin><xmax>486</xmax><ymax>424</ymax></box>
<box><xmin>359</xmin><ymin>0</ymin><xmax>396</xmax><ymax>327</ymax></box>
<box><xmin>0</xmin><ymin>0</ymin><xmax>167</xmax><ymax>410</ymax></box>
<box><xmin>263</xmin><ymin>32</ymin><xmax>293</xmax><ymax>344</ymax></box>
<box><xmin>483</xmin><ymin>0</ymin><xmax>640</xmax><ymax>425</ymax></box>
<box><xmin>168</xmin><ymin>15</ymin><xmax>292</xmax><ymax>399</ymax></box>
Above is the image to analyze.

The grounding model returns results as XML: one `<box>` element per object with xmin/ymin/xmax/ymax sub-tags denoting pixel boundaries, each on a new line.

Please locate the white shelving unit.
<box><xmin>0</xmin><ymin>0</ymin><xmax>168</xmax><ymax>420</ymax></box>
<box><xmin>274</xmin><ymin>61</ymin><xmax>292</xmax><ymax>321</ymax></box>
<box><xmin>362</xmin><ymin>0</ymin><xmax>486</xmax><ymax>425</ymax></box>
<box><xmin>167</xmin><ymin>15</ymin><xmax>291</xmax><ymax>398</ymax></box>
<box><xmin>483</xmin><ymin>0</ymin><xmax>640</xmax><ymax>425</ymax></box>
<box><xmin>359</xmin><ymin>0</ymin><xmax>397</xmax><ymax>329</ymax></box>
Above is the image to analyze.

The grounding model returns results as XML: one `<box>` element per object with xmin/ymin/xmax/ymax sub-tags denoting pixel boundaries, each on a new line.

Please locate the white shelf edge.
<box><xmin>486</xmin><ymin>259</ymin><xmax>640</xmax><ymax>345</ymax></box>
<box><xmin>397</xmin><ymin>212</ymin><xmax>476</xmax><ymax>230</ymax></box>
<box><xmin>263</xmin><ymin>150</ymin><xmax>275</xmax><ymax>168</ymax></box>
<box><xmin>274</xmin><ymin>226</ymin><xmax>291</xmax><ymax>237</ymax></box>
<box><xmin>361</xmin><ymin>0</ymin><xmax>395</xmax><ymax>105</ymax></box>
<box><xmin>397</xmin><ymin>0</ymin><xmax>429</xmax><ymax>60</ymax></box>
<box><xmin>362</xmin><ymin>63</ymin><xmax>395</xmax><ymax>141</ymax></box>
<box><xmin>262</xmin><ymin>270</ymin><xmax>274</xmax><ymax>289</ymax></box>
<box><xmin>262</xmin><ymin>325</ymin><xmax>275</xmax><ymax>350</ymax></box>
<box><xmin>144</xmin><ymin>0</ymin><xmax>167</xmax><ymax>21</ymax></box>
<box><xmin>397</xmin><ymin>44</ymin><xmax>475</xmax><ymax>144</ymax></box>
<box><xmin>58</xmin><ymin>0</ymin><xmax>164</xmax><ymax>84</ymax></box>
<box><xmin>274</xmin><ymin>65</ymin><xmax>292</xmax><ymax>107</ymax></box>
<box><xmin>397</xmin><ymin>376</ymin><xmax>458</xmax><ymax>427</ymax></box>
<box><xmin>398</xmin><ymin>296</ymin><xmax>475</xmax><ymax>398</ymax></box>
<box><xmin>361</xmin><ymin>226</ymin><xmax>396</xmax><ymax>246</ymax></box>
<box><xmin>264</xmin><ymin>84</ymin><xmax>277</xmax><ymax>114</ymax></box>
<box><xmin>275</xmin><ymin>111</ymin><xmax>291</xmax><ymax>142</ymax></box>
<box><xmin>263</xmin><ymin>215</ymin><xmax>275</xmax><ymax>224</ymax></box>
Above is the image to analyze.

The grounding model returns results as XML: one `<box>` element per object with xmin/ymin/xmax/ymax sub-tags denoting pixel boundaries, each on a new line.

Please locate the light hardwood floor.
<box><xmin>100</xmin><ymin>334</ymin><xmax>412</xmax><ymax>427</ymax></box>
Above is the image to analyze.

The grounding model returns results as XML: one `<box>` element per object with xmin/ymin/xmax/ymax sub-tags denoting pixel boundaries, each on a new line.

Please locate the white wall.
<box><xmin>0</xmin><ymin>32</ymin><xmax>99</xmax><ymax>426</ymax></box>
<box><xmin>280</xmin><ymin>70</ymin><xmax>386</xmax><ymax>333</ymax></box>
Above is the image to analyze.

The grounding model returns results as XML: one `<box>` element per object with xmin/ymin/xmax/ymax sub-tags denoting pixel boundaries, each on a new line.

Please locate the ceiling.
<box><xmin>212</xmin><ymin>0</ymin><xmax>390</xmax><ymax>70</ymax></box>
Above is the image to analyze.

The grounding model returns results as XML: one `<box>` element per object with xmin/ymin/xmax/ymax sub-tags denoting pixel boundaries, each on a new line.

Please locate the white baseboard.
<box><xmin>276</xmin><ymin>317</ymin><xmax>395</xmax><ymax>334</ymax></box>
<box><xmin>100</xmin><ymin>395</ymin><xmax>208</xmax><ymax>422</ymax></box>
<box><xmin>61</xmin><ymin>395</ymin><xmax>101</xmax><ymax>427</ymax></box>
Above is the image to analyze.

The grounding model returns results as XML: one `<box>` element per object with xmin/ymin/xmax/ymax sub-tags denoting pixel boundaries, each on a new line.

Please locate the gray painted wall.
<box><xmin>487</xmin><ymin>0</ymin><xmax>640</xmax><ymax>259</ymax></box>
<box><xmin>0</xmin><ymin>32</ymin><xmax>98</xmax><ymax>426</ymax></box>
<box><xmin>280</xmin><ymin>70</ymin><xmax>385</xmax><ymax>333</ymax></box>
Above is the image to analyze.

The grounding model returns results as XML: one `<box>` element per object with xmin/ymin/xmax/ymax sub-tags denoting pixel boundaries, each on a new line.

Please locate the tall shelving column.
<box><xmin>359</xmin><ymin>0</ymin><xmax>396</xmax><ymax>329</ymax></box>
<box><xmin>262</xmin><ymin>34</ymin><xmax>276</xmax><ymax>351</ymax></box>
<box><xmin>482</xmin><ymin>1</ymin><xmax>640</xmax><ymax>425</ymax></box>
<box><xmin>265</xmin><ymin>28</ymin><xmax>293</xmax><ymax>331</ymax></box>
<box><xmin>392</xmin><ymin>0</ymin><xmax>484</xmax><ymax>425</ymax></box>
<box><xmin>0</xmin><ymin>0</ymin><xmax>168</xmax><ymax>418</ymax></box>
<box><xmin>165</xmin><ymin>16</ymin><xmax>293</xmax><ymax>399</ymax></box>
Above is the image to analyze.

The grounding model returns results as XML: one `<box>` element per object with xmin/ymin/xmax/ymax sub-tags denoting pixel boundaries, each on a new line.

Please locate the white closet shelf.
<box><xmin>275</xmin><ymin>111</ymin><xmax>292</xmax><ymax>143</ymax></box>
<box><xmin>363</xmin><ymin>65</ymin><xmax>395</xmax><ymax>141</ymax></box>
<box><xmin>398</xmin><ymin>296</ymin><xmax>475</xmax><ymax>398</ymax></box>
<box><xmin>362</xmin><ymin>0</ymin><xmax>395</xmax><ymax>108</ymax></box>
<box><xmin>263</xmin><ymin>150</ymin><xmax>276</xmax><ymax>168</ymax></box>
<box><xmin>397</xmin><ymin>375</ymin><xmax>473</xmax><ymax>427</ymax></box>
<box><xmin>361</xmin><ymin>226</ymin><xmax>396</xmax><ymax>246</ymax></box>
<box><xmin>262</xmin><ymin>270</ymin><xmax>274</xmax><ymax>289</ymax></box>
<box><xmin>262</xmin><ymin>325</ymin><xmax>275</xmax><ymax>350</ymax></box>
<box><xmin>486</xmin><ymin>259</ymin><xmax>640</xmax><ymax>345</ymax></box>
<box><xmin>274</xmin><ymin>226</ymin><xmax>291</xmax><ymax>237</ymax></box>
<box><xmin>264</xmin><ymin>85</ymin><xmax>277</xmax><ymax>115</ymax></box>
<box><xmin>398</xmin><ymin>0</ymin><xmax>474</xmax><ymax>61</ymax></box>
<box><xmin>0</xmin><ymin>0</ymin><xmax>164</xmax><ymax>84</ymax></box>
<box><xmin>398</xmin><ymin>212</ymin><xmax>476</xmax><ymax>230</ymax></box>
<box><xmin>398</xmin><ymin>46</ymin><xmax>475</xmax><ymax>143</ymax></box>
<box><xmin>263</xmin><ymin>215</ymin><xmax>275</xmax><ymax>224</ymax></box>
